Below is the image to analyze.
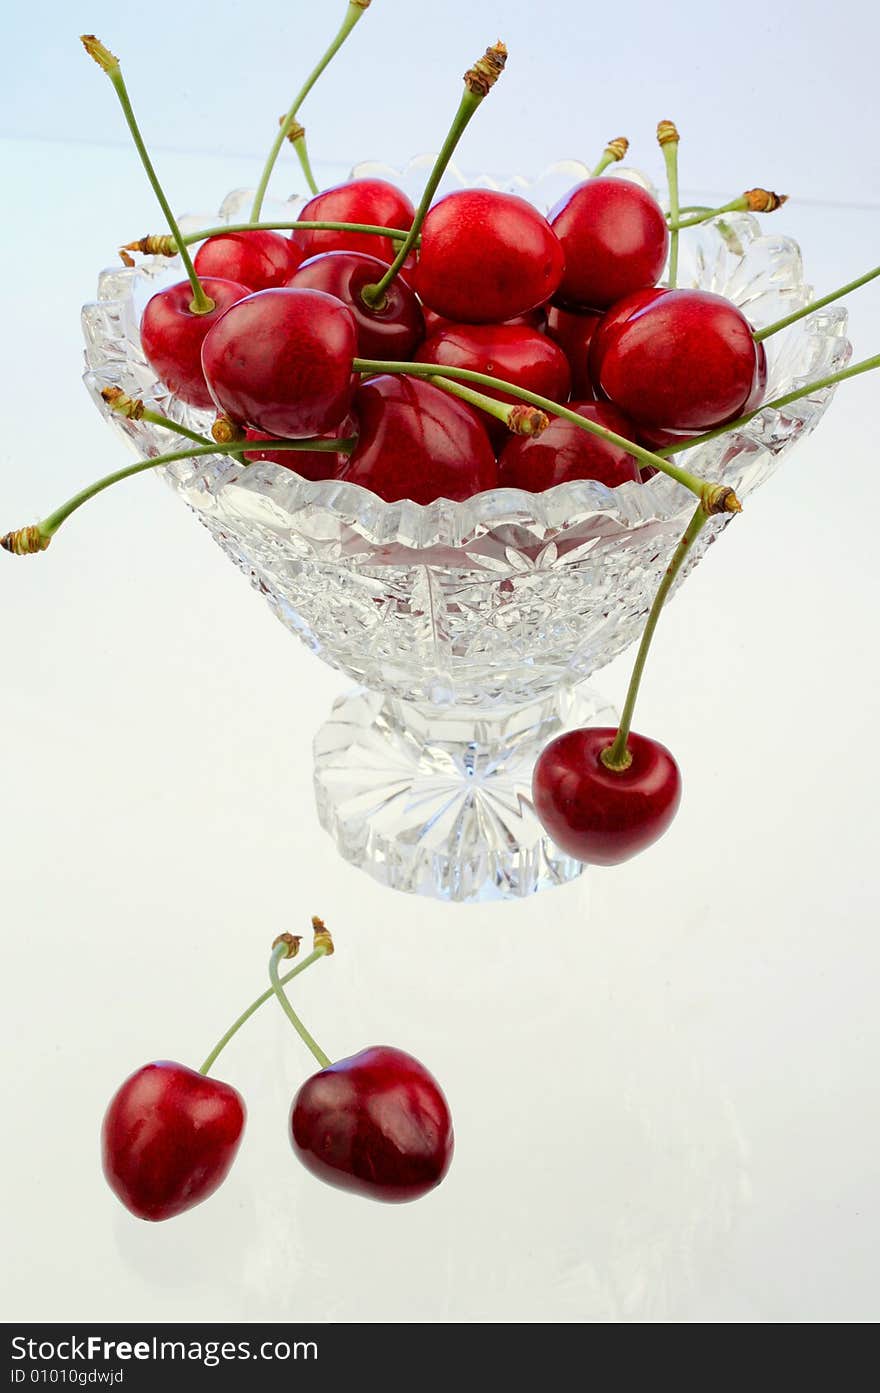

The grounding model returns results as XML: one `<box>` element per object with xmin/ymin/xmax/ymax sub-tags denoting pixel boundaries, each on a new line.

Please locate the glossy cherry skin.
<box><xmin>101</xmin><ymin>1061</ymin><xmax>246</xmax><ymax>1222</ymax></box>
<box><xmin>549</xmin><ymin>178</ymin><xmax>669</xmax><ymax>311</ymax></box>
<box><xmin>140</xmin><ymin>278</ymin><xmax>251</xmax><ymax>409</ymax></box>
<box><xmin>340</xmin><ymin>375</ymin><xmax>497</xmax><ymax>504</ymax></box>
<box><xmin>545</xmin><ymin>305</ymin><xmax>602</xmax><ymax>399</ymax></box>
<box><xmin>421</xmin><ymin>305</ymin><xmax>545</xmax><ymax>338</ymax></box>
<box><xmin>533</xmin><ymin>727</ymin><xmax>682</xmax><ymax>865</ymax></box>
<box><xmin>287</xmin><ymin>250</ymin><xmax>424</xmax><ymax>359</ymax></box>
<box><xmin>291</xmin><ymin>178</ymin><xmax>415</xmax><ymax>264</ymax></box>
<box><xmin>290</xmin><ymin>1046</ymin><xmax>454</xmax><ymax>1203</ymax></box>
<box><xmin>415</xmin><ymin>323</ymin><xmax>571</xmax><ymax>444</ymax></box>
<box><xmin>243</xmin><ymin>421</ymin><xmax>354</xmax><ymax>480</ymax></box>
<box><xmin>499</xmin><ymin>401</ymin><xmax>642</xmax><ymax>491</ymax></box>
<box><xmin>415</xmin><ymin>190</ymin><xmax>565</xmax><ymax>324</ymax></box>
<box><xmin>193</xmin><ymin>229</ymin><xmax>303</xmax><ymax>292</ymax></box>
<box><xmin>592</xmin><ymin>288</ymin><xmax>764</xmax><ymax>431</ymax></box>
<box><xmin>201</xmin><ymin>287</ymin><xmax>357</xmax><ymax>438</ymax></box>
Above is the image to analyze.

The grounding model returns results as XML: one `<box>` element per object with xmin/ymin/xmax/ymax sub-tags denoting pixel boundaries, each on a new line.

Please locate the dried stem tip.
<box><xmin>604</xmin><ymin>137</ymin><xmax>629</xmax><ymax>163</ymax></box>
<box><xmin>351</xmin><ymin>0</ymin><xmax>372</xmax><ymax>8</ymax></box>
<box><xmin>312</xmin><ymin>916</ymin><xmax>335</xmax><ymax>955</ymax></box>
<box><xmin>272</xmin><ymin>932</ymin><xmax>302</xmax><ymax>959</ymax></box>
<box><xmin>704</xmin><ymin>484</ymin><xmax>743</xmax><ymax>516</ymax></box>
<box><xmin>656</xmin><ymin>119</ymin><xmax>680</xmax><ymax>147</ymax></box>
<box><xmin>279</xmin><ymin>116</ymin><xmax>306</xmax><ymax>145</ymax></box>
<box><xmin>1</xmin><ymin>525</ymin><xmax>50</xmax><ymax>556</ymax></box>
<box><xmin>508</xmin><ymin>404</ymin><xmax>550</xmax><ymax>437</ymax></box>
<box><xmin>121</xmin><ymin>234</ymin><xmax>177</xmax><ymax>258</ymax></box>
<box><xmin>744</xmin><ymin>187</ymin><xmax>788</xmax><ymax>213</ymax></box>
<box><xmin>101</xmin><ymin>386</ymin><xmax>144</xmax><ymax>420</ymax></box>
<box><xmin>80</xmin><ymin>35</ymin><xmax>119</xmax><ymax>73</ymax></box>
<box><xmin>211</xmin><ymin>414</ymin><xmax>245</xmax><ymax>445</ymax></box>
<box><xmin>464</xmin><ymin>40</ymin><xmax>508</xmax><ymax>97</ymax></box>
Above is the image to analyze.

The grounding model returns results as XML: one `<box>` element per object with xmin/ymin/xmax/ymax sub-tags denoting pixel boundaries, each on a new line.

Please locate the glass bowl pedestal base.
<box><xmin>313</xmin><ymin>682</ymin><xmax>616</xmax><ymax>901</ymax></box>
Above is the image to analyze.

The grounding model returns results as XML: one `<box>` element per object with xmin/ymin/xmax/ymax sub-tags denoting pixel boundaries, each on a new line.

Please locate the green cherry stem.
<box><xmin>180</xmin><ymin>219</ymin><xmax>412</xmax><ymax>248</ymax></box>
<box><xmin>354</xmin><ymin>357</ymin><xmax>738</xmax><ymax>514</ymax></box>
<box><xmin>754</xmin><ymin>264</ymin><xmax>880</xmax><ymax>343</ymax></box>
<box><xmin>658</xmin><ymin>121</ymin><xmax>681</xmax><ymax>288</ymax></box>
<box><xmin>100</xmin><ymin>387</ymin><xmax>210</xmax><ymax>445</ymax></box>
<box><xmin>268</xmin><ymin>941</ymin><xmax>332</xmax><ymax>1069</ymax></box>
<box><xmin>590</xmin><ymin>136</ymin><xmax>629</xmax><ymax>177</ymax></box>
<box><xmin>602</xmin><ymin>504</ymin><xmax>709</xmax><ymax>771</ymax></box>
<box><xmin>0</xmin><ymin>438</ymin><xmax>355</xmax><ymax>555</ymax></box>
<box><xmin>360</xmin><ymin>40</ymin><xmax>508</xmax><ymax>310</ymax></box>
<box><xmin>657</xmin><ymin>352</ymin><xmax>880</xmax><ymax>457</ymax></box>
<box><xmin>291</xmin><ymin>127</ymin><xmax>320</xmax><ymax>197</ymax></box>
<box><xmin>426</xmin><ymin>376</ymin><xmax>549</xmax><ymax>436</ymax></box>
<box><xmin>669</xmin><ymin>188</ymin><xmax>787</xmax><ymax>231</ymax></box>
<box><xmin>199</xmin><ymin>947</ymin><xmax>328</xmax><ymax>1076</ymax></box>
<box><xmin>250</xmin><ymin>0</ymin><xmax>373</xmax><ymax>221</ymax></box>
<box><xmin>80</xmin><ymin>36</ymin><xmax>214</xmax><ymax>315</ymax></box>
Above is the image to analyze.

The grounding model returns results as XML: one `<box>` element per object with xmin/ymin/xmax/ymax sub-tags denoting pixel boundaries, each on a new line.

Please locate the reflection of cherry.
<box><xmin>499</xmin><ymin>402</ymin><xmax>642</xmax><ymax>490</ymax></box>
<box><xmin>291</xmin><ymin>1046</ymin><xmax>454</xmax><ymax>1204</ymax></box>
<box><xmin>140</xmin><ymin>278</ymin><xmax>251</xmax><ymax>408</ymax></box>
<box><xmin>287</xmin><ymin>250</ymin><xmax>424</xmax><ymax>359</ymax></box>
<box><xmin>201</xmin><ymin>287</ymin><xmax>357</xmax><ymax>437</ymax></box>
<box><xmin>340</xmin><ymin>375</ymin><xmax>496</xmax><ymax>503</ymax></box>
<box><xmin>102</xmin><ymin>1062</ymin><xmax>246</xmax><ymax>1222</ymax></box>
<box><xmin>194</xmin><ymin>229</ymin><xmax>302</xmax><ymax>291</ymax></box>
<box><xmin>290</xmin><ymin>178</ymin><xmax>415</xmax><ymax>263</ymax></box>
<box><xmin>415</xmin><ymin>189</ymin><xmax>565</xmax><ymax>323</ymax></box>
<box><xmin>591</xmin><ymin>288</ymin><xmax>765</xmax><ymax>431</ymax></box>
<box><xmin>549</xmin><ymin>178</ymin><xmax>669</xmax><ymax>310</ymax></box>
<box><xmin>533</xmin><ymin>727</ymin><xmax>681</xmax><ymax>865</ymax></box>
<box><xmin>415</xmin><ymin>323</ymin><xmax>570</xmax><ymax>443</ymax></box>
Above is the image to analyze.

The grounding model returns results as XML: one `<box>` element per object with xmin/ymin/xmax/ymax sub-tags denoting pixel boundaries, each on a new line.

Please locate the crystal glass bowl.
<box><xmin>82</xmin><ymin>159</ymin><xmax>850</xmax><ymax>902</ymax></box>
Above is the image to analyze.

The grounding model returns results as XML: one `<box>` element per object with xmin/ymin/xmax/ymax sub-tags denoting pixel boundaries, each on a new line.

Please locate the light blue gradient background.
<box><xmin>2</xmin><ymin>0</ymin><xmax>879</xmax><ymax>1325</ymax></box>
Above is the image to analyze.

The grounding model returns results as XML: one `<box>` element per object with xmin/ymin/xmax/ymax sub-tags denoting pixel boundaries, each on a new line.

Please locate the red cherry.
<box><xmin>421</xmin><ymin>305</ymin><xmax>544</xmax><ymax>337</ymax></box>
<box><xmin>340</xmin><ymin>375</ymin><xmax>497</xmax><ymax>504</ymax></box>
<box><xmin>415</xmin><ymin>190</ymin><xmax>565</xmax><ymax>324</ymax></box>
<box><xmin>549</xmin><ymin>178</ymin><xmax>669</xmax><ymax>311</ymax></box>
<box><xmin>243</xmin><ymin>421</ymin><xmax>354</xmax><ymax>480</ymax></box>
<box><xmin>291</xmin><ymin>178</ymin><xmax>415</xmax><ymax>264</ymax></box>
<box><xmin>592</xmin><ymin>289</ymin><xmax>764</xmax><ymax>431</ymax></box>
<box><xmin>140</xmin><ymin>278</ymin><xmax>251</xmax><ymax>409</ymax></box>
<box><xmin>201</xmin><ymin>287</ymin><xmax>357</xmax><ymax>438</ymax></box>
<box><xmin>290</xmin><ymin>1046</ymin><xmax>454</xmax><ymax>1203</ymax></box>
<box><xmin>287</xmin><ymin>250</ymin><xmax>424</xmax><ymax>359</ymax></box>
<box><xmin>498</xmin><ymin>402</ymin><xmax>643</xmax><ymax>490</ymax></box>
<box><xmin>545</xmin><ymin>305</ymin><xmax>602</xmax><ymax>399</ymax></box>
<box><xmin>193</xmin><ymin>229</ymin><xmax>303</xmax><ymax>292</ymax></box>
<box><xmin>533</xmin><ymin>727</ymin><xmax>682</xmax><ymax>865</ymax></box>
<box><xmin>588</xmin><ymin>286</ymin><xmax>669</xmax><ymax>389</ymax></box>
<box><xmin>415</xmin><ymin>323</ymin><xmax>571</xmax><ymax>444</ymax></box>
<box><xmin>101</xmin><ymin>1061</ymin><xmax>246</xmax><ymax>1222</ymax></box>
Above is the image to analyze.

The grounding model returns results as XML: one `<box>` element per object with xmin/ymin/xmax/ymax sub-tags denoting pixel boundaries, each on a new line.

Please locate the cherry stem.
<box><xmin>603</xmin><ymin>504</ymin><xmax>709</xmax><ymax>771</ymax></box>
<box><xmin>657</xmin><ymin>352</ymin><xmax>880</xmax><ymax>457</ymax></box>
<box><xmin>668</xmin><ymin>197</ymin><xmax>746</xmax><ymax>230</ymax></box>
<box><xmin>361</xmin><ymin>42</ymin><xmax>507</xmax><ymax>309</ymax></box>
<box><xmin>754</xmin><ymin>264</ymin><xmax>880</xmax><ymax>343</ymax></box>
<box><xmin>250</xmin><ymin>0</ymin><xmax>372</xmax><ymax>221</ymax></box>
<box><xmin>181</xmin><ymin>220</ymin><xmax>412</xmax><ymax>247</ymax></box>
<box><xmin>591</xmin><ymin>137</ymin><xmax>628</xmax><ymax>177</ymax></box>
<box><xmin>354</xmin><ymin>357</ymin><xmax>734</xmax><ymax>513</ymax></box>
<box><xmin>199</xmin><ymin>948</ymin><xmax>327</xmax><ymax>1076</ymax></box>
<box><xmin>426</xmin><ymin>375</ymin><xmax>548</xmax><ymax>435</ymax></box>
<box><xmin>659</xmin><ymin>126</ymin><xmax>681</xmax><ymax>288</ymax></box>
<box><xmin>82</xmin><ymin>40</ymin><xmax>213</xmax><ymax>315</ymax></box>
<box><xmin>1</xmin><ymin>438</ymin><xmax>355</xmax><ymax>553</ymax></box>
<box><xmin>292</xmin><ymin>132</ymin><xmax>320</xmax><ymax>197</ymax></box>
<box><xmin>268</xmin><ymin>941</ymin><xmax>332</xmax><ymax>1069</ymax></box>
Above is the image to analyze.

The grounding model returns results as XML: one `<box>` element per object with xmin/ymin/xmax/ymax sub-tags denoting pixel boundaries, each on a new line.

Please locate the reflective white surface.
<box><xmin>2</xmin><ymin>115</ymin><xmax>880</xmax><ymax>1322</ymax></box>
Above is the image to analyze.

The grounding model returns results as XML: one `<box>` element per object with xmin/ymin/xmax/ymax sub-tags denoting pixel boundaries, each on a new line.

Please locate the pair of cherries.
<box><xmin>102</xmin><ymin>936</ymin><xmax>454</xmax><ymax>1221</ymax></box>
<box><xmin>140</xmin><ymin>174</ymin><xmax>766</xmax><ymax>506</ymax></box>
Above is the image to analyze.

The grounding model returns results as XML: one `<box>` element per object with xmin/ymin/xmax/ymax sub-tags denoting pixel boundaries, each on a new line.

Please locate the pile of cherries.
<box><xmin>145</xmin><ymin>170</ymin><xmax>767</xmax><ymax>504</ymax></box>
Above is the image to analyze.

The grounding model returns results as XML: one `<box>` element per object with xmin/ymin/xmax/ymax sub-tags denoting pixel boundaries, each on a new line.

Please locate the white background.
<box><xmin>2</xmin><ymin>0</ymin><xmax>879</xmax><ymax>1324</ymax></box>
